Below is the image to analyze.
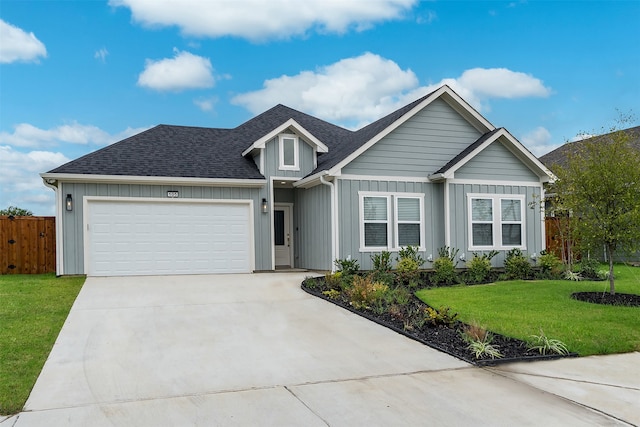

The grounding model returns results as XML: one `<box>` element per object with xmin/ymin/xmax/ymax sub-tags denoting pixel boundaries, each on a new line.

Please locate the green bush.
<box><xmin>431</xmin><ymin>257</ymin><xmax>458</xmax><ymax>286</ymax></box>
<box><xmin>425</xmin><ymin>305</ymin><xmax>458</xmax><ymax>326</ymax></box>
<box><xmin>334</xmin><ymin>257</ymin><xmax>360</xmax><ymax>276</ymax></box>
<box><xmin>438</xmin><ymin>246</ymin><xmax>459</xmax><ymax>263</ymax></box>
<box><xmin>397</xmin><ymin>245</ymin><xmax>425</xmax><ymax>267</ymax></box>
<box><xmin>577</xmin><ymin>258</ymin><xmax>600</xmax><ymax>279</ymax></box>
<box><xmin>371</xmin><ymin>251</ymin><xmax>392</xmax><ymax>272</ymax></box>
<box><xmin>466</xmin><ymin>251</ymin><xmax>498</xmax><ymax>284</ymax></box>
<box><xmin>537</xmin><ymin>251</ymin><xmax>563</xmax><ymax>278</ymax></box>
<box><xmin>504</xmin><ymin>248</ymin><xmax>531</xmax><ymax>279</ymax></box>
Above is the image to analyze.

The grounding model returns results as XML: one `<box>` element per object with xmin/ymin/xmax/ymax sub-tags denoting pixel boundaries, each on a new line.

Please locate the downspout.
<box><xmin>42</xmin><ymin>177</ymin><xmax>63</xmax><ymax>276</ymax></box>
<box><xmin>320</xmin><ymin>174</ymin><xmax>337</xmax><ymax>272</ymax></box>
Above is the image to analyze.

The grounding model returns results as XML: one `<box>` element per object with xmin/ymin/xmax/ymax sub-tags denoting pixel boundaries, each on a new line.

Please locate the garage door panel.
<box><xmin>87</xmin><ymin>200</ymin><xmax>252</xmax><ymax>276</ymax></box>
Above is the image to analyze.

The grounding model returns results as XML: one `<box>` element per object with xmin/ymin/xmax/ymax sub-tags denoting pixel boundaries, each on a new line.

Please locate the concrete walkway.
<box><xmin>3</xmin><ymin>273</ymin><xmax>637</xmax><ymax>426</ymax></box>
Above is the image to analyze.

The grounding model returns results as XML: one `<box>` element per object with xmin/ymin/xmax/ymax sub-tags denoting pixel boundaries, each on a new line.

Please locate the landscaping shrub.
<box><xmin>347</xmin><ymin>274</ymin><xmax>389</xmax><ymax>310</ymax></box>
<box><xmin>334</xmin><ymin>257</ymin><xmax>360</xmax><ymax>276</ymax></box>
<box><xmin>504</xmin><ymin>248</ymin><xmax>532</xmax><ymax>279</ymax></box>
<box><xmin>536</xmin><ymin>251</ymin><xmax>563</xmax><ymax>279</ymax></box>
<box><xmin>425</xmin><ymin>305</ymin><xmax>458</xmax><ymax>326</ymax></box>
<box><xmin>371</xmin><ymin>251</ymin><xmax>392</xmax><ymax>272</ymax></box>
<box><xmin>461</xmin><ymin>324</ymin><xmax>503</xmax><ymax>360</ymax></box>
<box><xmin>466</xmin><ymin>251</ymin><xmax>498</xmax><ymax>284</ymax></box>
<box><xmin>395</xmin><ymin>245</ymin><xmax>426</xmax><ymax>287</ymax></box>
<box><xmin>577</xmin><ymin>257</ymin><xmax>601</xmax><ymax>279</ymax></box>
<box><xmin>431</xmin><ymin>257</ymin><xmax>458</xmax><ymax>286</ymax></box>
<box><xmin>397</xmin><ymin>245</ymin><xmax>426</xmax><ymax>266</ymax></box>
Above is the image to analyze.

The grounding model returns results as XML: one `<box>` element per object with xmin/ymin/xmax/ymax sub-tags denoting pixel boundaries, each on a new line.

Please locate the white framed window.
<box><xmin>468</xmin><ymin>194</ymin><xmax>525</xmax><ymax>250</ymax></box>
<box><xmin>279</xmin><ymin>134</ymin><xmax>299</xmax><ymax>170</ymax></box>
<box><xmin>359</xmin><ymin>192</ymin><xmax>424</xmax><ymax>251</ymax></box>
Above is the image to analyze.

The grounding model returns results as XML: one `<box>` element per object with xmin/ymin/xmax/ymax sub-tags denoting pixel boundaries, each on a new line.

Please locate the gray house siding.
<box><xmin>263</xmin><ymin>135</ymin><xmax>316</xmax><ymax>179</ymax></box>
<box><xmin>342</xmin><ymin>98</ymin><xmax>482</xmax><ymax>177</ymax></box>
<box><xmin>448</xmin><ymin>182</ymin><xmax>544</xmax><ymax>266</ymax></box>
<box><xmin>456</xmin><ymin>140</ymin><xmax>540</xmax><ymax>181</ymax></box>
<box><xmin>60</xmin><ymin>182</ymin><xmax>269</xmax><ymax>275</ymax></box>
<box><xmin>293</xmin><ymin>184</ymin><xmax>332</xmax><ymax>270</ymax></box>
<box><xmin>337</xmin><ymin>178</ymin><xmax>439</xmax><ymax>271</ymax></box>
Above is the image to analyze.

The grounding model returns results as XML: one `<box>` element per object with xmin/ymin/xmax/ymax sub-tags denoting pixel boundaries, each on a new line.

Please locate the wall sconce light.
<box><xmin>65</xmin><ymin>194</ymin><xmax>73</xmax><ymax>212</ymax></box>
<box><xmin>530</xmin><ymin>252</ymin><xmax>538</xmax><ymax>260</ymax></box>
<box><xmin>459</xmin><ymin>253</ymin><xmax>466</xmax><ymax>262</ymax></box>
<box><xmin>261</xmin><ymin>198</ymin><xmax>268</xmax><ymax>214</ymax></box>
<box><xmin>427</xmin><ymin>254</ymin><xmax>433</xmax><ymax>262</ymax></box>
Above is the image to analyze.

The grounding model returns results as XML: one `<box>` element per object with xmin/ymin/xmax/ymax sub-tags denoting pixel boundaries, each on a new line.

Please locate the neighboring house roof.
<box><xmin>539</xmin><ymin>126</ymin><xmax>640</xmax><ymax>170</ymax></box>
<box><xmin>46</xmin><ymin>85</ymin><xmax>551</xmax><ymax>183</ymax></box>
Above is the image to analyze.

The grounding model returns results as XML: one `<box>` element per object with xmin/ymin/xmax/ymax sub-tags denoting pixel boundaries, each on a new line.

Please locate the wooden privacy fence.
<box><xmin>0</xmin><ymin>216</ymin><xmax>56</xmax><ymax>274</ymax></box>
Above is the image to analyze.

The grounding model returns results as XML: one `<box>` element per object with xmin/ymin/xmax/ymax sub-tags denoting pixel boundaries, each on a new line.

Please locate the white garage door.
<box><xmin>86</xmin><ymin>199</ymin><xmax>253</xmax><ymax>276</ymax></box>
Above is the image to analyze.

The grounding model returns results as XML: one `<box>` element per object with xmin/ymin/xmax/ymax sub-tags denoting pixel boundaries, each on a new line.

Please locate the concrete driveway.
<box><xmin>9</xmin><ymin>273</ymin><xmax>633</xmax><ymax>426</ymax></box>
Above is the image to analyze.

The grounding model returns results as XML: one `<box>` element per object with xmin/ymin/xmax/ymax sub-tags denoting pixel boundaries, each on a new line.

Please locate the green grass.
<box><xmin>416</xmin><ymin>264</ymin><xmax>640</xmax><ymax>357</ymax></box>
<box><xmin>0</xmin><ymin>274</ymin><xmax>85</xmax><ymax>415</ymax></box>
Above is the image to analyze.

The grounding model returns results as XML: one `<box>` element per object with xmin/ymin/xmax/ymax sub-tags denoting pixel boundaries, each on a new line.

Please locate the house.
<box><xmin>41</xmin><ymin>85</ymin><xmax>554</xmax><ymax>277</ymax></box>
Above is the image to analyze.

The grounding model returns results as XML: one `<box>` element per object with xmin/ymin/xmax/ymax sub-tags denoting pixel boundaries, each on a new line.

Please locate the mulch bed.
<box><xmin>571</xmin><ymin>292</ymin><xmax>640</xmax><ymax>307</ymax></box>
<box><xmin>301</xmin><ymin>278</ymin><xmax>576</xmax><ymax>366</ymax></box>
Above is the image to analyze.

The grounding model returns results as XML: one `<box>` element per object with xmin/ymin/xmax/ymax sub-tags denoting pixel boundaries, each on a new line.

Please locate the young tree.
<box><xmin>553</xmin><ymin>123</ymin><xmax>640</xmax><ymax>294</ymax></box>
<box><xmin>0</xmin><ymin>206</ymin><xmax>33</xmax><ymax>216</ymax></box>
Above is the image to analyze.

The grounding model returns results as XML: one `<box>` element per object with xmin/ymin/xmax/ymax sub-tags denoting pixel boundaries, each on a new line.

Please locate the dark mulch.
<box><xmin>572</xmin><ymin>292</ymin><xmax>640</xmax><ymax>307</ymax></box>
<box><xmin>302</xmin><ymin>278</ymin><xmax>575</xmax><ymax>366</ymax></box>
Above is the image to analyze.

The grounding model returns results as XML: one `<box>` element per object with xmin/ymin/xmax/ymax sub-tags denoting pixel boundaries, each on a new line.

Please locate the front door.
<box><xmin>274</xmin><ymin>205</ymin><xmax>292</xmax><ymax>267</ymax></box>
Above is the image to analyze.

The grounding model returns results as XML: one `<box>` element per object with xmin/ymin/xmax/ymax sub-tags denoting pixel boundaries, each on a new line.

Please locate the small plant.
<box><xmin>390</xmin><ymin>286</ymin><xmax>411</xmax><ymax>305</ymax></box>
<box><xmin>528</xmin><ymin>330</ymin><xmax>570</xmax><ymax>355</ymax></box>
<box><xmin>577</xmin><ymin>257</ymin><xmax>600</xmax><ymax>279</ymax></box>
<box><xmin>438</xmin><ymin>246</ymin><xmax>459</xmax><ymax>263</ymax></box>
<box><xmin>536</xmin><ymin>251</ymin><xmax>563</xmax><ymax>279</ymax></box>
<box><xmin>425</xmin><ymin>305</ymin><xmax>458</xmax><ymax>327</ymax></box>
<box><xmin>347</xmin><ymin>274</ymin><xmax>389</xmax><ymax>310</ymax></box>
<box><xmin>504</xmin><ymin>248</ymin><xmax>532</xmax><ymax>279</ymax></box>
<box><xmin>334</xmin><ymin>257</ymin><xmax>360</xmax><ymax>276</ymax></box>
<box><xmin>466</xmin><ymin>251</ymin><xmax>498</xmax><ymax>284</ymax></box>
<box><xmin>564</xmin><ymin>270</ymin><xmax>583</xmax><ymax>281</ymax></box>
<box><xmin>322</xmin><ymin>289</ymin><xmax>341</xmax><ymax>300</ymax></box>
<box><xmin>397</xmin><ymin>245</ymin><xmax>426</xmax><ymax>267</ymax></box>
<box><xmin>597</xmin><ymin>269</ymin><xmax>611</xmax><ymax>280</ymax></box>
<box><xmin>460</xmin><ymin>322</ymin><xmax>502</xmax><ymax>359</ymax></box>
<box><xmin>371</xmin><ymin>251</ymin><xmax>392</xmax><ymax>272</ymax></box>
<box><xmin>323</xmin><ymin>271</ymin><xmax>343</xmax><ymax>290</ymax></box>
<box><xmin>431</xmin><ymin>257</ymin><xmax>458</xmax><ymax>286</ymax></box>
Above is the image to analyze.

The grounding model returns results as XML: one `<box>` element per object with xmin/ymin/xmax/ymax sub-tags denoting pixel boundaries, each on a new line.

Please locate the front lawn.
<box><xmin>416</xmin><ymin>264</ymin><xmax>640</xmax><ymax>356</ymax></box>
<box><xmin>0</xmin><ymin>274</ymin><xmax>85</xmax><ymax>415</ymax></box>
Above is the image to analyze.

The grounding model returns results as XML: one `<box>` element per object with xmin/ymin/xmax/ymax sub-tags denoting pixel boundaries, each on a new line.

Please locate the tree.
<box><xmin>552</xmin><ymin>120</ymin><xmax>640</xmax><ymax>294</ymax></box>
<box><xmin>0</xmin><ymin>206</ymin><xmax>33</xmax><ymax>216</ymax></box>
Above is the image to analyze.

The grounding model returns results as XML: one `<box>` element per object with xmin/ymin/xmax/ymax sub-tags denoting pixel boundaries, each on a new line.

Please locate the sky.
<box><xmin>1</xmin><ymin>0</ymin><xmax>639</xmax><ymax>216</ymax></box>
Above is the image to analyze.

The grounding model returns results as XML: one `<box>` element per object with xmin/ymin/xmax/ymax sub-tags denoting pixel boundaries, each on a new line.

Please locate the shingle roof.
<box><xmin>46</xmin><ymin>87</ymin><xmax>453</xmax><ymax>180</ymax></box>
<box><xmin>432</xmin><ymin>128</ymin><xmax>503</xmax><ymax>175</ymax></box>
<box><xmin>539</xmin><ymin>126</ymin><xmax>640</xmax><ymax>170</ymax></box>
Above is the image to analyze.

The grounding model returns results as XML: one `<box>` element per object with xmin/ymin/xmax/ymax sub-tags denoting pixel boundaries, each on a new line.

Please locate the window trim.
<box><xmin>278</xmin><ymin>134</ymin><xmax>299</xmax><ymax>171</ymax></box>
<box><xmin>359</xmin><ymin>191</ymin><xmax>425</xmax><ymax>252</ymax></box>
<box><xmin>467</xmin><ymin>193</ymin><xmax>526</xmax><ymax>251</ymax></box>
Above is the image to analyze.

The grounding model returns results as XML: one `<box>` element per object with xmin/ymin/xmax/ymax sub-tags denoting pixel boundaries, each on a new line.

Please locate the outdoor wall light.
<box><xmin>531</xmin><ymin>252</ymin><xmax>538</xmax><ymax>260</ymax></box>
<box><xmin>459</xmin><ymin>253</ymin><xmax>466</xmax><ymax>262</ymax></box>
<box><xmin>65</xmin><ymin>194</ymin><xmax>73</xmax><ymax>212</ymax></box>
<box><xmin>261</xmin><ymin>198</ymin><xmax>268</xmax><ymax>214</ymax></box>
<box><xmin>427</xmin><ymin>254</ymin><xmax>433</xmax><ymax>262</ymax></box>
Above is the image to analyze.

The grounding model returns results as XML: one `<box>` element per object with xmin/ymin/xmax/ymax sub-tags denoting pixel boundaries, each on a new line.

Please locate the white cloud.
<box><xmin>0</xmin><ymin>122</ymin><xmax>147</xmax><ymax>149</ymax></box>
<box><xmin>520</xmin><ymin>126</ymin><xmax>561</xmax><ymax>157</ymax></box>
<box><xmin>194</xmin><ymin>96</ymin><xmax>218</xmax><ymax>112</ymax></box>
<box><xmin>109</xmin><ymin>0</ymin><xmax>416</xmax><ymax>41</ymax></box>
<box><xmin>95</xmin><ymin>47</ymin><xmax>109</xmax><ymax>63</ymax></box>
<box><xmin>0</xmin><ymin>146</ymin><xmax>69</xmax><ymax>215</ymax></box>
<box><xmin>232</xmin><ymin>53</ymin><xmax>552</xmax><ymax>128</ymax></box>
<box><xmin>0</xmin><ymin>19</ymin><xmax>47</xmax><ymax>63</ymax></box>
<box><xmin>138</xmin><ymin>49</ymin><xmax>214</xmax><ymax>91</ymax></box>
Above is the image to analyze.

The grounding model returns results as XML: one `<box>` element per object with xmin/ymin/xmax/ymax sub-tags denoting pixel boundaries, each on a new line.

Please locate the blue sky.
<box><xmin>1</xmin><ymin>0</ymin><xmax>639</xmax><ymax>215</ymax></box>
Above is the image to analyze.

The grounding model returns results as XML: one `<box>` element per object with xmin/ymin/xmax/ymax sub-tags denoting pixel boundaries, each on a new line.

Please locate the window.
<box><xmin>279</xmin><ymin>134</ymin><xmax>299</xmax><ymax>170</ymax></box>
<box><xmin>360</xmin><ymin>192</ymin><xmax>424</xmax><ymax>251</ymax></box>
<box><xmin>468</xmin><ymin>194</ymin><xmax>525</xmax><ymax>250</ymax></box>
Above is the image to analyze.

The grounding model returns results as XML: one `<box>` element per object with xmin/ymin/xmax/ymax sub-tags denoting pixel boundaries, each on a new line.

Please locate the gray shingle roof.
<box><xmin>46</xmin><ymin>87</ymin><xmax>450</xmax><ymax>180</ymax></box>
<box><xmin>539</xmin><ymin>126</ymin><xmax>640</xmax><ymax>171</ymax></box>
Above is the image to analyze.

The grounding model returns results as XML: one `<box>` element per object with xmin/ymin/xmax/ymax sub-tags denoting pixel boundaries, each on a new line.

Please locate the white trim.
<box><xmin>40</xmin><ymin>173</ymin><xmax>266</xmax><ymax>187</ymax></box>
<box><xmin>338</xmin><ymin>174</ymin><xmax>431</xmax><ymax>183</ymax></box>
<box><xmin>42</xmin><ymin>178</ymin><xmax>63</xmax><ymax>275</ymax></box>
<box><xmin>274</xmin><ymin>203</ymin><xmax>294</xmax><ymax>267</ymax></box>
<box><xmin>82</xmin><ymin>196</ymin><xmax>255</xmax><ymax>276</ymax></box>
<box><xmin>444</xmin><ymin>181</ymin><xmax>451</xmax><ymax>247</ymax></box>
<box><xmin>320</xmin><ymin>175</ymin><xmax>337</xmax><ymax>271</ymax></box>
<box><xmin>466</xmin><ymin>193</ymin><xmax>526</xmax><ymax>251</ymax></box>
<box><xmin>259</xmin><ymin>148</ymin><xmax>265</xmax><ymax>175</ymax></box>
<box><xmin>358</xmin><ymin>191</ymin><xmax>425</xmax><ymax>252</ymax></box>
<box><xmin>241</xmin><ymin>118</ymin><xmax>328</xmax><ymax>157</ymax></box>
<box><xmin>328</xmin><ymin>85</ymin><xmax>495</xmax><ymax>176</ymax></box>
<box><xmin>449</xmin><ymin>178</ymin><xmax>544</xmax><ymax>187</ymax></box>
<box><xmin>278</xmin><ymin>134</ymin><xmax>300</xmax><ymax>171</ymax></box>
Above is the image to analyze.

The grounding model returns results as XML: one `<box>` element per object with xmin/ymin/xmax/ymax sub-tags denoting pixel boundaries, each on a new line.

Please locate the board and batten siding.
<box><xmin>293</xmin><ymin>184</ymin><xmax>332</xmax><ymax>270</ymax></box>
<box><xmin>263</xmin><ymin>134</ymin><xmax>316</xmax><ymax>178</ymax></box>
<box><xmin>455</xmin><ymin>140</ymin><xmax>540</xmax><ymax>181</ymax></box>
<box><xmin>342</xmin><ymin>98</ymin><xmax>482</xmax><ymax>177</ymax></box>
<box><xmin>337</xmin><ymin>178</ymin><xmax>444</xmax><ymax>271</ymax></box>
<box><xmin>448</xmin><ymin>182</ymin><xmax>544</xmax><ymax>267</ymax></box>
<box><xmin>60</xmin><ymin>182</ymin><xmax>270</xmax><ymax>275</ymax></box>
